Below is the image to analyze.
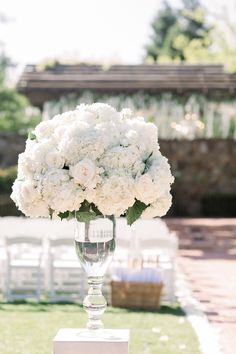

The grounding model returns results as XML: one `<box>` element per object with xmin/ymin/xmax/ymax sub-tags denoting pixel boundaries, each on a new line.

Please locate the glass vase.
<box><xmin>74</xmin><ymin>215</ymin><xmax>116</xmax><ymax>330</ymax></box>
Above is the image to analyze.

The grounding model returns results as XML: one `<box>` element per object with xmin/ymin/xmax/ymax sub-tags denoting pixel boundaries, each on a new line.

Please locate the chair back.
<box><xmin>5</xmin><ymin>236</ymin><xmax>42</xmax><ymax>246</ymax></box>
<box><xmin>48</xmin><ymin>237</ymin><xmax>77</xmax><ymax>261</ymax></box>
<box><xmin>5</xmin><ymin>236</ymin><xmax>43</xmax><ymax>260</ymax></box>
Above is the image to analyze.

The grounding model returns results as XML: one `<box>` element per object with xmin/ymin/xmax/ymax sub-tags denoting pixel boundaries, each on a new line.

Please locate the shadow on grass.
<box><xmin>109</xmin><ymin>305</ymin><xmax>184</xmax><ymax>317</ymax></box>
<box><xmin>0</xmin><ymin>300</ymin><xmax>83</xmax><ymax>312</ymax></box>
<box><xmin>0</xmin><ymin>300</ymin><xmax>184</xmax><ymax>317</ymax></box>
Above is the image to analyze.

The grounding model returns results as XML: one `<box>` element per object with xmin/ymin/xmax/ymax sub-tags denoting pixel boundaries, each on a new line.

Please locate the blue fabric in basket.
<box><xmin>112</xmin><ymin>267</ymin><xmax>163</xmax><ymax>283</ymax></box>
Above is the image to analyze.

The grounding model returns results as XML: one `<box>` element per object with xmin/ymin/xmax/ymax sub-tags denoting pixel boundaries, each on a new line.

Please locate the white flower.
<box><xmin>70</xmin><ymin>159</ymin><xmax>98</xmax><ymax>188</ymax></box>
<box><xmin>17</xmin><ymin>153</ymin><xmax>33</xmax><ymax>179</ymax></box>
<box><xmin>58</xmin><ymin>122</ymin><xmax>107</xmax><ymax>164</ymax></box>
<box><xmin>40</xmin><ymin>169</ymin><xmax>84</xmax><ymax>213</ymax></box>
<box><xmin>135</xmin><ymin>174</ymin><xmax>157</xmax><ymax>204</ymax></box>
<box><xmin>34</xmin><ymin>120</ymin><xmax>55</xmax><ymax>141</ymax></box>
<box><xmin>88</xmin><ymin>103</ymin><xmax>119</xmax><ymax>122</ymax></box>
<box><xmin>11</xmin><ymin>103</ymin><xmax>173</xmax><ymax>220</ymax></box>
<box><xmin>142</xmin><ymin>192</ymin><xmax>172</xmax><ymax>219</ymax></box>
<box><xmin>94</xmin><ymin>175</ymin><xmax>135</xmax><ymax>216</ymax></box>
<box><xmin>11</xmin><ymin>180</ymin><xmax>49</xmax><ymax>217</ymax></box>
<box><xmin>148</xmin><ymin>154</ymin><xmax>174</xmax><ymax>198</ymax></box>
<box><xmin>120</xmin><ymin>108</ymin><xmax>134</xmax><ymax>120</ymax></box>
<box><xmin>99</xmin><ymin>145</ymin><xmax>142</xmax><ymax>177</ymax></box>
<box><xmin>45</xmin><ymin>151</ymin><xmax>65</xmax><ymax>169</ymax></box>
<box><xmin>42</xmin><ymin>169</ymin><xmax>69</xmax><ymax>187</ymax></box>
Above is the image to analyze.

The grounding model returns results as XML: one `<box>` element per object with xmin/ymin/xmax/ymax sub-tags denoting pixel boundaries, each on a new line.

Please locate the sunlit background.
<box><xmin>1</xmin><ymin>0</ymin><xmax>236</xmax><ymax>215</ymax></box>
<box><xmin>1</xmin><ymin>0</ymin><xmax>236</xmax><ymax>80</ymax></box>
<box><xmin>0</xmin><ymin>1</ymin><xmax>236</xmax><ymax>354</ymax></box>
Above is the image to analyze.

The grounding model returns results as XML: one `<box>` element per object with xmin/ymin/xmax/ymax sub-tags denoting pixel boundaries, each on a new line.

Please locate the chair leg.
<box><xmin>5</xmin><ymin>263</ymin><xmax>12</xmax><ymax>302</ymax></box>
<box><xmin>36</xmin><ymin>266</ymin><xmax>42</xmax><ymax>301</ymax></box>
<box><xmin>49</xmin><ymin>264</ymin><xmax>55</xmax><ymax>301</ymax></box>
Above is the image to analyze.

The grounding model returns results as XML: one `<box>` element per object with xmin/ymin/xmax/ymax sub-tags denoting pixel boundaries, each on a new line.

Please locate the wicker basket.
<box><xmin>111</xmin><ymin>280</ymin><xmax>163</xmax><ymax>310</ymax></box>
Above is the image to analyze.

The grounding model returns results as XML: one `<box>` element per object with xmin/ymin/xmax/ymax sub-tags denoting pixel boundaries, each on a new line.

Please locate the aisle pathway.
<box><xmin>166</xmin><ymin>218</ymin><xmax>236</xmax><ymax>354</ymax></box>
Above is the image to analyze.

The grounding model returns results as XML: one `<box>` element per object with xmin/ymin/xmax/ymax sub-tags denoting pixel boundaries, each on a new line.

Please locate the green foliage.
<box><xmin>146</xmin><ymin>1</ymin><xmax>179</xmax><ymax>61</ymax></box>
<box><xmin>0</xmin><ymin>15</ymin><xmax>41</xmax><ymax>133</ymax></box>
<box><xmin>0</xmin><ymin>14</ymin><xmax>13</xmax><ymax>85</ymax></box>
<box><xmin>59</xmin><ymin>200</ymin><xmax>103</xmax><ymax>223</ymax></box>
<box><xmin>75</xmin><ymin>200</ymin><xmax>97</xmax><ymax>222</ymax></box>
<box><xmin>58</xmin><ymin>210</ymin><xmax>71</xmax><ymax>220</ymax></box>
<box><xmin>0</xmin><ymin>87</ymin><xmax>41</xmax><ymax>133</ymax></box>
<box><xmin>46</xmin><ymin>91</ymin><xmax>236</xmax><ymax>140</ymax></box>
<box><xmin>146</xmin><ymin>0</ymin><xmax>213</xmax><ymax>63</ymax></box>
<box><xmin>36</xmin><ymin>58</ymin><xmax>60</xmax><ymax>72</ymax></box>
<box><xmin>59</xmin><ymin>199</ymin><xmax>148</xmax><ymax>225</ymax></box>
<box><xmin>146</xmin><ymin>0</ymin><xmax>236</xmax><ymax>72</ymax></box>
<box><xmin>0</xmin><ymin>166</ymin><xmax>17</xmax><ymax>193</ymax></box>
<box><xmin>28</xmin><ymin>130</ymin><xmax>37</xmax><ymax>140</ymax></box>
<box><xmin>0</xmin><ymin>53</ymin><xmax>11</xmax><ymax>84</ymax></box>
<box><xmin>126</xmin><ymin>200</ymin><xmax>148</xmax><ymax>225</ymax></box>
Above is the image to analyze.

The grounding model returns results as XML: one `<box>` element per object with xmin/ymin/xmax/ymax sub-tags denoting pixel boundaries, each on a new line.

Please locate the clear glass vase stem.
<box><xmin>75</xmin><ymin>215</ymin><xmax>115</xmax><ymax>330</ymax></box>
<box><xmin>83</xmin><ymin>276</ymin><xmax>106</xmax><ymax>330</ymax></box>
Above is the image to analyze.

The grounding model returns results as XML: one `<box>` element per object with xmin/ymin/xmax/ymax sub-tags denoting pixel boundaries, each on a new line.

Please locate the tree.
<box><xmin>0</xmin><ymin>53</ymin><xmax>11</xmax><ymax>84</ymax></box>
<box><xmin>146</xmin><ymin>1</ymin><xmax>179</xmax><ymax>61</ymax></box>
<box><xmin>179</xmin><ymin>6</ymin><xmax>236</xmax><ymax>72</ymax></box>
<box><xmin>0</xmin><ymin>87</ymin><xmax>40</xmax><ymax>133</ymax></box>
<box><xmin>0</xmin><ymin>14</ymin><xmax>40</xmax><ymax>133</ymax></box>
<box><xmin>145</xmin><ymin>0</ymin><xmax>213</xmax><ymax>63</ymax></box>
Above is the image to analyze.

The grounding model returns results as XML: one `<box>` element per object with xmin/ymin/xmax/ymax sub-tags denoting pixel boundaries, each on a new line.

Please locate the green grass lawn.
<box><xmin>0</xmin><ymin>302</ymin><xmax>200</xmax><ymax>354</ymax></box>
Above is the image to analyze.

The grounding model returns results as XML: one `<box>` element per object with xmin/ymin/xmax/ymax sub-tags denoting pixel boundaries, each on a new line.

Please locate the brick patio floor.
<box><xmin>165</xmin><ymin>218</ymin><xmax>236</xmax><ymax>354</ymax></box>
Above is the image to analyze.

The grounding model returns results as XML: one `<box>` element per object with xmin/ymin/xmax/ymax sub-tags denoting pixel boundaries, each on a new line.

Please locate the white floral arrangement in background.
<box><xmin>11</xmin><ymin>103</ymin><xmax>174</xmax><ymax>225</ymax></box>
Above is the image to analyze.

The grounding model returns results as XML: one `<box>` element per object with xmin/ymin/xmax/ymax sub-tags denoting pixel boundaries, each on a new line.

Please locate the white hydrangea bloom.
<box><xmin>70</xmin><ymin>158</ymin><xmax>102</xmax><ymax>189</ymax></box>
<box><xmin>135</xmin><ymin>173</ymin><xmax>157</xmax><ymax>205</ymax></box>
<box><xmin>94</xmin><ymin>175</ymin><xmax>135</xmax><ymax>216</ymax></box>
<box><xmin>11</xmin><ymin>103</ymin><xmax>174</xmax><ymax>220</ymax></box>
<box><xmin>11</xmin><ymin>180</ymin><xmax>49</xmax><ymax>217</ymax></box>
<box><xmin>34</xmin><ymin>119</ymin><xmax>56</xmax><ymax>141</ymax></box>
<box><xmin>141</xmin><ymin>192</ymin><xmax>173</xmax><ymax>219</ymax></box>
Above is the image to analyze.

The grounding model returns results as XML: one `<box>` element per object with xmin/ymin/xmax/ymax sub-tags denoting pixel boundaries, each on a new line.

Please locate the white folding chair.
<box><xmin>48</xmin><ymin>238</ymin><xmax>85</xmax><ymax>302</ymax></box>
<box><xmin>4</xmin><ymin>236</ymin><xmax>43</xmax><ymax>301</ymax></box>
<box><xmin>112</xmin><ymin>218</ymin><xmax>132</xmax><ymax>267</ymax></box>
<box><xmin>134</xmin><ymin>219</ymin><xmax>178</xmax><ymax>304</ymax></box>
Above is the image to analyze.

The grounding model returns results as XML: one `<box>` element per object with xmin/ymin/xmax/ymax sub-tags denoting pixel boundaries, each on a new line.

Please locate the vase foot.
<box><xmin>86</xmin><ymin>319</ymin><xmax>104</xmax><ymax>331</ymax></box>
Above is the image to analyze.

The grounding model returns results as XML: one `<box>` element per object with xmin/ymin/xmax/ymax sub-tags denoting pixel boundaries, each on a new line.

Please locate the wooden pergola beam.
<box><xmin>17</xmin><ymin>64</ymin><xmax>236</xmax><ymax>108</ymax></box>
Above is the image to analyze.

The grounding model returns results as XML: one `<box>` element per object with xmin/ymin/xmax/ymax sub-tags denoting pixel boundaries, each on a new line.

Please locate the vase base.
<box><xmin>53</xmin><ymin>328</ymin><xmax>130</xmax><ymax>354</ymax></box>
<box><xmin>86</xmin><ymin>319</ymin><xmax>104</xmax><ymax>331</ymax></box>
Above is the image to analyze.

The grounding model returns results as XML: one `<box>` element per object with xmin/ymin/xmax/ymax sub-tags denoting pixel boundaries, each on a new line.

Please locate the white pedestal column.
<box><xmin>53</xmin><ymin>328</ymin><xmax>130</xmax><ymax>354</ymax></box>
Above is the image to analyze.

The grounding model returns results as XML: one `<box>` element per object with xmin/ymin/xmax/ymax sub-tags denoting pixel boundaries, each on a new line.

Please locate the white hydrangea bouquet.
<box><xmin>11</xmin><ymin>103</ymin><xmax>174</xmax><ymax>225</ymax></box>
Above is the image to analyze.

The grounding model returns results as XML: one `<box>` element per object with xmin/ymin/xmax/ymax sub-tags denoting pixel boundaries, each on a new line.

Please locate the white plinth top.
<box><xmin>53</xmin><ymin>328</ymin><xmax>130</xmax><ymax>354</ymax></box>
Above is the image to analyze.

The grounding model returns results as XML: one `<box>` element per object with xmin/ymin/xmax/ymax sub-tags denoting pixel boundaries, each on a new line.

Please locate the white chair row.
<box><xmin>115</xmin><ymin>219</ymin><xmax>178</xmax><ymax>304</ymax></box>
<box><xmin>4</xmin><ymin>236</ymin><xmax>43</xmax><ymax>301</ymax></box>
<box><xmin>0</xmin><ymin>217</ymin><xmax>178</xmax><ymax>303</ymax></box>
<box><xmin>3</xmin><ymin>236</ymin><xmax>85</xmax><ymax>302</ymax></box>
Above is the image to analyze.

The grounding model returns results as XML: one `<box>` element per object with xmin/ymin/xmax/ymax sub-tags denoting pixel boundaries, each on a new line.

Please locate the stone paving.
<box><xmin>165</xmin><ymin>218</ymin><xmax>236</xmax><ymax>354</ymax></box>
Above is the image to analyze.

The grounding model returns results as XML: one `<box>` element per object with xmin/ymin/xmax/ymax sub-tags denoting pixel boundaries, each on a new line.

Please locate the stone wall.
<box><xmin>0</xmin><ymin>133</ymin><xmax>26</xmax><ymax>167</ymax></box>
<box><xmin>0</xmin><ymin>133</ymin><xmax>236</xmax><ymax>216</ymax></box>
<box><xmin>159</xmin><ymin>139</ymin><xmax>236</xmax><ymax>216</ymax></box>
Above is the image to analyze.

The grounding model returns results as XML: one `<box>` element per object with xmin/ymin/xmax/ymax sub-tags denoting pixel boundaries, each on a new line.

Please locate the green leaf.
<box><xmin>75</xmin><ymin>211</ymin><xmax>97</xmax><ymax>223</ymax></box>
<box><xmin>28</xmin><ymin>130</ymin><xmax>37</xmax><ymax>140</ymax></box>
<box><xmin>79</xmin><ymin>200</ymin><xmax>90</xmax><ymax>212</ymax></box>
<box><xmin>49</xmin><ymin>208</ymin><xmax>54</xmax><ymax>219</ymax></box>
<box><xmin>58</xmin><ymin>201</ymin><xmax>103</xmax><ymax>223</ymax></box>
<box><xmin>75</xmin><ymin>201</ymin><xmax>103</xmax><ymax>223</ymax></box>
<box><xmin>126</xmin><ymin>200</ymin><xmax>148</xmax><ymax>226</ymax></box>
<box><xmin>58</xmin><ymin>211</ymin><xmax>70</xmax><ymax>220</ymax></box>
<box><xmin>143</xmin><ymin>152</ymin><xmax>153</xmax><ymax>174</ymax></box>
<box><xmin>91</xmin><ymin>203</ymin><xmax>103</xmax><ymax>215</ymax></box>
